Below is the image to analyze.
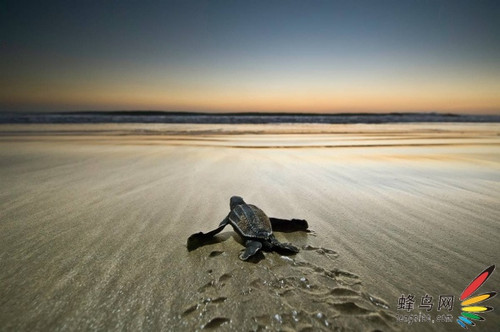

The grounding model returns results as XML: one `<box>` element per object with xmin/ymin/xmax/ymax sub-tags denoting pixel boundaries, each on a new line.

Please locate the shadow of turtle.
<box><xmin>244</xmin><ymin>250</ymin><xmax>265</xmax><ymax>264</ymax></box>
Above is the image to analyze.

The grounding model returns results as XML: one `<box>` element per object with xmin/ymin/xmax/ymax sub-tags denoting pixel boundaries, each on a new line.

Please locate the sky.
<box><xmin>1</xmin><ymin>0</ymin><xmax>499</xmax><ymax>114</ymax></box>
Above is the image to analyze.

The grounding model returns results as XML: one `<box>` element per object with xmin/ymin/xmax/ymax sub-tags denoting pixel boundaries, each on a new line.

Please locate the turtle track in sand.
<box><xmin>177</xmin><ymin>242</ymin><xmax>397</xmax><ymax>331</ymax></box>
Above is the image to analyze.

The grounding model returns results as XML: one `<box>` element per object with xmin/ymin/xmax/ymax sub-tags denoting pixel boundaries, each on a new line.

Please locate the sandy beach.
<box><xmin>0</xmin><ymin>123</ymin><xmax>499</xmax><ymax>331</ymax></box>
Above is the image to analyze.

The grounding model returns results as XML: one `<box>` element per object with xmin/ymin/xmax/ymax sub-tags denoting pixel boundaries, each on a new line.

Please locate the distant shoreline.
<box><xmin>1</xmin><ymin>111</ymin><xmax>499</xmax><ymax>124</ymax></box>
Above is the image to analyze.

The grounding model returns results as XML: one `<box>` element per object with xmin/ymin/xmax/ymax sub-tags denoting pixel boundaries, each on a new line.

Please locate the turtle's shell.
<box><xmin>228</xmin><ymin>204</ymin><xmax>272</xmax><ymax>239</ymax></box>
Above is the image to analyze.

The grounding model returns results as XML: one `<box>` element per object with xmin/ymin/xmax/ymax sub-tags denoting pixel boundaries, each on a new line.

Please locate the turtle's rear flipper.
<box><xmin>187</xmin><ymin>219</ymin><xmax>228</xmax><ymax>251</ymax></box>
<box><xmin>273</xmin><ymin>241</ymin><xmax>300</xmax><ymax>254</ymax></box>
<box><xmin>239</xmin><ymin>240</ymin><xmax>262</xmax><ymax>260</ymax></box>
<box><xmin>270</xmin><ymin>218</ymin><xmax>309</xmax><ymax>232</ymax></box>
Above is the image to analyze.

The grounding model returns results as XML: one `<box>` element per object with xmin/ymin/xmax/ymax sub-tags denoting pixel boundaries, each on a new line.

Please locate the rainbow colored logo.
<box><xmin>457</xmin><ymin>265</ymin><xmax>496</xmax><ymax>329</ymax></box>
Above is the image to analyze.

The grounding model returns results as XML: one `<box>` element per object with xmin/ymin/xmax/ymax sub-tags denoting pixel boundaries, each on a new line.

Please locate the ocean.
<box><xmin>1</xmin><ymin>111</ymin><xmax>499</xmax><ymax>124</ymax></box>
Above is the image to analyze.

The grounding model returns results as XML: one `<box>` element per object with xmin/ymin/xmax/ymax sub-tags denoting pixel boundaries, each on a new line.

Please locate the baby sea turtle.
<box><xmin>187</xmin><ymin>196</ymin><xmax>309</xmax><ymax>260</ymax></box>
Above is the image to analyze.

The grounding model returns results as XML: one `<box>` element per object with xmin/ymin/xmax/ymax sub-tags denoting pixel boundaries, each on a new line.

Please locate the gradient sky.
<box><xmin>1</xmin><ymin>0</ymin><xmax>499</xmax><ymax>114</ymax></box>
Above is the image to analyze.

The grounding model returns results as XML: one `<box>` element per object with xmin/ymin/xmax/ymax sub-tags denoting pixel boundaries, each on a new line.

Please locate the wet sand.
<box><xmin>0</xmin><ymin>123</ymin><xmax>499</xmax><ymax>331</ymax></box>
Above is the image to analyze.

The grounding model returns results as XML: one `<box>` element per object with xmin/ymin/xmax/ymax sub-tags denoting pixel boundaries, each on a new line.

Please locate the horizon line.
<box><xmin>2</xmin><ymin>110</ymin><xmax>500</xmax><ymax>117</ymax></box>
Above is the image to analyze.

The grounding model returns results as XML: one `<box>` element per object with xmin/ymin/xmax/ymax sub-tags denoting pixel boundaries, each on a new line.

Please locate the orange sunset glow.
<box><xmin>1</xmin><ymin>1</ymin><xmax>499</xmax><ymax>114</ymax></box>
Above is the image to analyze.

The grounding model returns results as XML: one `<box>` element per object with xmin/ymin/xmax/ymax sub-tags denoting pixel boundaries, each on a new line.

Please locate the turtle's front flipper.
<box><xmin>239</xmin><ymin>240</ymin><xmax>262</xmax><ymax>260</ymax></box>
<box><xmin>270</xmin><ymin>218</ymin><xmax>309</xmax><ymax>232</ymax></box>
<box><xmin>187</xmin><ymin>218</ymin><xmax>229</xmax><ymax>251</ymax></box>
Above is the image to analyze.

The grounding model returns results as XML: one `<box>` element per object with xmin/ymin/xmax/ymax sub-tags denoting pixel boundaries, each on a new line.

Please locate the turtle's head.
<box><xmin>230</xmin><ymin>196</ymin><xmax>245</xmax><ymax>210</ymax></box>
